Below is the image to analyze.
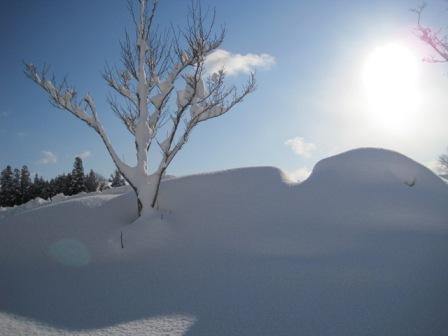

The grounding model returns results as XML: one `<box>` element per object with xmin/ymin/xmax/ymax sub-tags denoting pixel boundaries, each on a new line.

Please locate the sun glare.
<box><xmin>362</xmin><ymin>43</ymin><xmax>421</xmax><ymax>132</ymax></box>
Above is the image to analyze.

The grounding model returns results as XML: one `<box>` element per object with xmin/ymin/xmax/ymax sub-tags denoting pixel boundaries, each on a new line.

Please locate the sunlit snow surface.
<box><xmin>1</xmin><ymin>148</ymin><xmax>447</xmax><ymax>336</ymax></box>
<box><xmin>0</xmin><ymin>313</ymin><xmax>196</xmax><ymax>336</ymax></box>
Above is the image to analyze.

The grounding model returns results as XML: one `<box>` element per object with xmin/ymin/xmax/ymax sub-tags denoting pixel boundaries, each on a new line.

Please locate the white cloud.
<box><xmin>77</xmin><ymin>150</ymin><xmax>92</xmax><ymax>160</ymax></box>
<box><xmin>286</xmin><ymin>167</ymin><xmax>311</xmax><ymax>182</ymax></box>
<box><xmin>205</xmin><ymin>49</ymin><xmax>275</xmax><ymax>76</ymax></box>
<box><xmin>38</xmin><ymin>151</ymin><xmax>58</xmax><ymax>165</ymax></box>
<box><xmin>285</xmin><ymin>137</ymin><xmax>316</xmax><ymax>157</ymax></box>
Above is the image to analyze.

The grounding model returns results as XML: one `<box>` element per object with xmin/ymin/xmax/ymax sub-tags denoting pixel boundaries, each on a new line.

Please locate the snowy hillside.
<box><xmin>1</xmin><ymin>148</ymin><xmax>447</xmax><ymax>335</ymax></box>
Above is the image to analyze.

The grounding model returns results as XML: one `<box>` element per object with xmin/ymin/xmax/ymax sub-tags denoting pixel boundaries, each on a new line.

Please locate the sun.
<box><xmin>362</xmin><ymin>43</ymin><xmax>421</xmax><ymax>132</ymax></box>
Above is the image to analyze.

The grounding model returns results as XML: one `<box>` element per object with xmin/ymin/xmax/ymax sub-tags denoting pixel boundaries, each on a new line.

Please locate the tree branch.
<box><xmin>24</xmin><ymin>63</ymin><xmax>131</xmax><ymax>174</ymax></box>
<box><xmin>413</xmin><ymin>3</ymin><xmax>448</xmax><ymax>63</ymax></box>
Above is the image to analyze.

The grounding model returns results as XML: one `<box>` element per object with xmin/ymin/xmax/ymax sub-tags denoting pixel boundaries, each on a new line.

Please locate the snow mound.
<box><xmin>0</xmin><ymin>187</ymin><xmax>133</xmax><ymax>220</ymax></box>
<box><xmin>1</xmin><ymin>148</ymin><xmax>448</xmax><ymax>336</ymax></box>
<box><xmin>308</xmin><ymin>147</ymin><xmax>445</xmax><ymax>191</ymax></box>
<box><xmin>0</xmin><ymin>312</ymin><xmax>196</xmax><ymax>336</ymax></box>
<box><xmin>0</xmin><ymin>197</ymin><xmax>52</xmax><ymax>220</ymax></box>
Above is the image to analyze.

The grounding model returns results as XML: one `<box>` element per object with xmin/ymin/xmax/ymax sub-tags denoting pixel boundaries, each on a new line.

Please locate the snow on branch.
<box><xmin>157</xmin><ymin>67</ymin><xmax>255</xmax><ymax>169</ymax></box>
<box><xmin>194</xmin><ymin>71</ymin><xmax>256</xmax><ymax>124</ymax></box>
<box><xmin>24</xmin><ymin>63</ymin><xmax>131</xmax><ymax>174</ymax></box>
<box><xmin>103</xmin><ymin>67</ymin><xmax>138</xmax><ymax>106</ymax></box>
<box><xmin>108</xmin><ymin>95</ymin><xmax>138</xmax><ymax>135</ymax></box>
<box><xmin>24</xmin><ymin>63</ymin><xmax>97</xmax><ymax>127</ymax></box>
<box><xmin>25</xmin><ymin>0</ymin><xmax>257</xmax><ymax>214</ymax></box>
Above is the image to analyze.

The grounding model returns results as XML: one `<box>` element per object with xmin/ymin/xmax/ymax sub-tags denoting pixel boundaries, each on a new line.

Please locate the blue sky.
<box><xmin>1</xmin><ymin>0</ymin><xmax>448</xmax><ymax>179</ymax></box>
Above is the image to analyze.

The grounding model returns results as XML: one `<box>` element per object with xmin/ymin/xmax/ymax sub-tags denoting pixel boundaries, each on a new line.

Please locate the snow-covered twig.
<box><xmin>24</xmin><ymin>63</ymin><xmax>132</xmax><ymax>178</ymax></box>
<box><xmin>25</xmin><ymin>0</ymin><xmax>256</xmax><ymax>216</ymax></box>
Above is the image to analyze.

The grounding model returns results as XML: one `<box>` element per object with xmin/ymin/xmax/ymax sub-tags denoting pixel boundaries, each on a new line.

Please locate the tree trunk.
<box><xmin>151</xmin><ymin>168</ymin><xmax>165</xmax><ymax>208</ymax></box>
<box><xmin>132</xmin><ymin>170</ymin><xmax>164</xmax><ymax>217</ymax></box>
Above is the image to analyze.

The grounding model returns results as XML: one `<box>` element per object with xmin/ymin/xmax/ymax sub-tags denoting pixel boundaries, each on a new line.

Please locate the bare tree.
<box><xmin>413</xmin><ymin>4</ymin><xmax>448</xmax><ymax>181</ymax></box>
<box><xmin>439</xmin><ymin>149</ymin><xmax>448</xmax><ymax>180</ymax></box>
<box><xmin>25</xmin><ymin>0</ymin><xmax>255</xmax><ymax>217</ymax></box>
<box><xmin>413</xmin><ymin>3</ymin><xmax>448</xmax><ymax>63</ymax></box>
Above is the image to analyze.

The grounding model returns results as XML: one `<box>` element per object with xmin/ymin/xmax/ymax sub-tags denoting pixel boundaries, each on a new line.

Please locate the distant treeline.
<box><xmin>0</xmin><ymin>157</ymin><xmax>125</xmax><ymax>207</ymax></box>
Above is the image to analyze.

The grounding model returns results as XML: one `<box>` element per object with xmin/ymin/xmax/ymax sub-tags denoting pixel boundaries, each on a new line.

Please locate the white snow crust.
<box><xmin>1</xmin><ymin>148</ymin><xmax>447</xmax><ymax>336</ymax></box>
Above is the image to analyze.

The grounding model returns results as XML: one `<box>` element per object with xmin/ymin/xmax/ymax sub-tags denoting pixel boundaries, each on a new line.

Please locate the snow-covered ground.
<box><xmin>1</xmin><ymin>148</ymin><xmax>447</xmax><ymax>335</ymax></box>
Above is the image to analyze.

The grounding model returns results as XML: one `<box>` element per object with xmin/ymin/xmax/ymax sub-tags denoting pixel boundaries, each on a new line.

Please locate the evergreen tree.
<box><xmin>97</xmin><ymin>173</ymin><xmax>108</xmax><ymax>191</ymax></box>
<box><xmin>32</xmin><ymin>174</ymin><xmax>47</xmax><ymax>200</ymax></box>
<box><xmin>51</xmin><ymin>174</ymin><xmax>67</xmax><ymax>195</ymax></box>
<box><xmin>85</xmin><ymin>169</ymin><xmax>99</xmax><ymax>192</ymax></box>
<box><xmin>1</xmin><ymin>161</ymin><xmax>108</xmax><ymax>205</ymax></box>
<box><xmin>12</xmin><ymin>168</ymin><xmax>21</xmax><ymax>205</ymax></box>
<box><xmin>20</xmin><ymin>165</ymin><xmax>32</xmax><ymax>203</ymax></box>
<box><xmin>64</xmin><ymin>173</ymin><xmax>72</xmax><ymax>195</ymax></box>
<box><xmin>32</xmin><ymin>173</ymin><xmax>41</xmax><ymax>198</ymax></box>
<box><xmin>49</xmin><ymin>177</ymin><xmax>60</xmax><ymax>196</ymax></box>
<box><xmin>70</xmin><ymin>157</ymin><xmax>86</xmax><ymax>195</ymax></box>
<box><xmin>47</xmin><ymin>178</ymin><xmax>57</xmax><ymax>199</ymax></box>
<box><xmin>50</xmin><ymin>177</ymin><xmax>58</xmax><ymax>195</ymax></box>
<box><xmin>0</xmin><ymin>166</ymin><xmax>15</xmax><ymax>207</ymax></box>
<box><xmin>42</xmin><ymin>180</ymin><xmax>52</xmax><ymax>200</ymax></box>
<box><xmin>109</xmin><ymin>169</ymin><xmax>125</xmax><ymax>187</ymax></box>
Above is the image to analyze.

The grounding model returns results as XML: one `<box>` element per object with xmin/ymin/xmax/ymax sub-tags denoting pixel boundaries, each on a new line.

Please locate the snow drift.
<box><xmin>1</xmin><ymin>148</ymin><xmax>447</xmax><ymax>336</ymax></box>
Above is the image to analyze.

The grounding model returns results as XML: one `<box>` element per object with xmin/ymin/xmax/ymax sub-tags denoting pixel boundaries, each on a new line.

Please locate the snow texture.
<box><xmin>0</xmin><ymin>313</ymin><xmax>195</xmax><ymax>336</ymax></box>
<box><xmin>1</xmin><ymin>148</ymin><xmax>448</xmax><ymax>336</ymax></box>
